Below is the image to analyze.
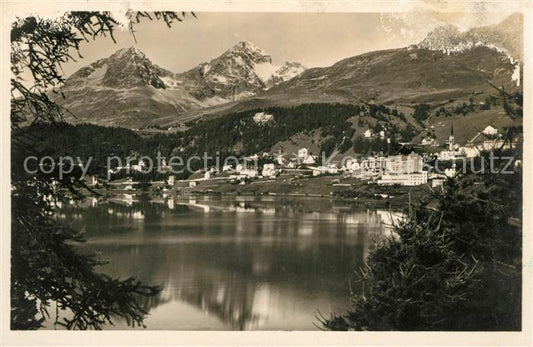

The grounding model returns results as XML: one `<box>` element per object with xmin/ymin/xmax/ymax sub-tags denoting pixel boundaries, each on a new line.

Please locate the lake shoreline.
<box><xmin>88</xmin><ymin>178</ymin><xmax>433</xmax><ymax>210</ymax></box>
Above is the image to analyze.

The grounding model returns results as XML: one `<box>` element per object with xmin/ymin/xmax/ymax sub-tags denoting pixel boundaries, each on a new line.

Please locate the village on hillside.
<box><xmin>85</xmin><ymin>121</ymin><xmax>520</xmax><ymax>198</ymax></box>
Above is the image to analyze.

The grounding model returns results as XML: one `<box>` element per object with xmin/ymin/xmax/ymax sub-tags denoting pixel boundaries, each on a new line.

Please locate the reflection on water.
<box><xmin>55</xmin><ymin>195</ymin><xmax>397</xmax><ymax>330</ymax></box>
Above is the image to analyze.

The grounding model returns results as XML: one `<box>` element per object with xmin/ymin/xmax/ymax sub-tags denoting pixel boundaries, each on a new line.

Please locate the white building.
<box><xmin>467</xmin><ymin>125</ymin><xmax>515</xmax><ymax>152</ymax></box>
<box><xmin>364</xmin><ymin>129</ymin><xmax>373</xmax><ymax>138</ymax></box>
<box><xmin>261</xmin><ymin>163</ymin><xmax>277</xmax><ymax>178</ymax></box>
<box><xmin>252</xmin><ymin>112</ymin><xmax>274</xmax><ymax>124</ymax></box>
<box><xmin>377</xmin><ymin>172</ymin><xmax>428</xmax><ymax>186</ymax></box>
<box><xmin>167</xmin><ymin>198</ymin><xmax>175</xmax><ymax>210</ymax></box>
<box><xmin>444</xmin><ymin>163</ymin><xmax>457</xmax><ymax>178</ymax></box>
<box><xmin>167</xmin><ymin>175</ymin><xmax>176</xmax><ymax>186</ymax></box>
<box><xmin>385</xmin><ymin>153</ymin><xmax>423</xmax><ymax>175</ymax></box>
<box><xmin>344</xmin><ymin>158</ymin><xmax>360</xmax><ymax>172</ymax></box>
<box><xmin>302</xmin><ymin>155</ymin><xmax>316</xmax><ymax>165</ymax></box>
<box><xmin>297</xmin><ymin>148</ymin><xmax>309</xmax><ymax>159</ymax></box>
<box><xmin>428</xmin><ymin>173</ymin><xmax>447</xmax><ymax>187</ymax></box>
<box><xmin>481</xmin><ymin>137</ymin><xmax>506</xmax><ymax>151</ymax></box>
<box><xmin>311</xmin><ymin>164</ymin><xmax>338</xmax><ymax>176</ymax></box>
<box><xmin>482</xmin><ymin>125</ymin><xmax>498</xmax><ymax>136</ymax></box>
<box><xmin>312</xmin><ymin>167</ymin><xmax>324</xmax><ymax>176</ymax></box>
<box><xmin>421</xmin><ymin>137</ymin><xmax>435</xmax><ymax>146</ymax></box>
<box><xmin>438</xmin><ymin>150</ymin><xmax>460</xmax><ymax>161</ymax></box>
<box><xmin>431</xmin><ymin>177</ymin><xmax>446</xmax><ymax>187</ymax></box>
<box><xmin>438</xmin><ymin>124</ymin><xmax>461</xmax><ymax>160</ymax></box>
<box><xmin>360</xmin><ymin>156</ymin><xmax>386</xmax><ymax>178</ymax></box>
<box><xmin>459</xmin><ymin>146</ymin><xmax>480</xmax><ymax>158</ymax></box>
<box><xmin>327</xmin><ymin>164</ymin><xmax>339</xmax><ymax>174</ymax></box>
<box><xmin>222</xmin><ymin>164</ymin><xmax>233</xmax><ymax>172</ymax></box>
<box><xmin>377</xmin><ymin>153</ymin><xmax>427</xmax><ymax>186</ymax></box>
<box><xmin>239</xmin><ymin>169</ymin><xmax>258</xmax><ymax>178</ymax></box>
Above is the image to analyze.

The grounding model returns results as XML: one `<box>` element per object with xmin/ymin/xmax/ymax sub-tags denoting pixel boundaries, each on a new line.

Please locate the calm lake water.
<box><xmin>55</xmin><ymin>194</ymin><xmax>397</xmax><ymax>330</ymax></box>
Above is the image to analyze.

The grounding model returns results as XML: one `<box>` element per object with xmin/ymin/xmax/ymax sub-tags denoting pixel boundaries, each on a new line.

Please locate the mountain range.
<box><xmin>56</xmin><ymin>13</ymin><xmax>522</xmax><ymax>129</ymax></box>
<box><xmin>179</xmin><ymin>41</ymin><xmax>306</xmax><ymax>101</ymax></box>
<box><xmin>56</xmin><ymin>41</ymin><xmax>306</xmax><ymax>128</ymax></box>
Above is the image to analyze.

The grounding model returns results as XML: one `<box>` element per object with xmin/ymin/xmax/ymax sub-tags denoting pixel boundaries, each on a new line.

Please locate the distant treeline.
<box><xmin>181</xmin><ymin>103</ymin><xmax>411</xmax><ymax>157</ymax></box>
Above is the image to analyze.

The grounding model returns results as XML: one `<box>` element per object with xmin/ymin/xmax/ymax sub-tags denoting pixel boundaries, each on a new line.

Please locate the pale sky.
<box><xmin>57</xmin><ymin>11</ymin><xmax>519</xmax><ymax>77</ymax></box>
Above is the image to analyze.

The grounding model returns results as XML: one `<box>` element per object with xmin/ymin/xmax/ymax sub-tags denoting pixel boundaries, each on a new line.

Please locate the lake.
<box><xmin>55</xmin><ymin>194</ymin><xmax>398</xmax><ymax>330</ymax></box>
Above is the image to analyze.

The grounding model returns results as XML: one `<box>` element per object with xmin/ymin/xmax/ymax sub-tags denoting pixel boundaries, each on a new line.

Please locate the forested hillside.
<box><xmin>19</xmin><ymin>103</ymin><xmax>414</xmax><ymax>177</ymax></box>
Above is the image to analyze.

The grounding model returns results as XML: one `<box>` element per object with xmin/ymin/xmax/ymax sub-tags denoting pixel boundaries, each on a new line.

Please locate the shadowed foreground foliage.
<box><xmin>11</xmin><ymin>11</ymin><xmax>193</xmax><ymax>330</ymax></box>
<box><xmin>322</xmin><ymin>168</ymin><xmax>522</xmax><ymax>331</ymax></box>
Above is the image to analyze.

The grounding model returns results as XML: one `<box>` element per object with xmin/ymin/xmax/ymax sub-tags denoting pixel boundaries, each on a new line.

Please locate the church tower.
<box><xmin>448</xmin><ymin>123</ymin><xmax>455</xmax><ymax>151</ymax></box>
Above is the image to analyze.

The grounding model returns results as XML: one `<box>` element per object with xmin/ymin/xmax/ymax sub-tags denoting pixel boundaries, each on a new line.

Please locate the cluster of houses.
<box><xmin>428</xmin><ymin>124</ymin><xmax>515</xmax><ymax>161</ymax></box>
<box><xmin>90</xmin><ymin>124</ymin><xmax>518</xmax><ymax>190</ymax></box>
<box><xmin>107</xmin><ymin>160</ymin><xmax>151</xmax><ymax>175</ymax></box>
<box><xmin>156</xmin><ymin>150</ymin><xmax>433</xmax><ymax>189</ymax></box>
<box><xmin>363</xmin><ymin>128</ymin><xmax>387</xmax><ymax>139</ymax></box>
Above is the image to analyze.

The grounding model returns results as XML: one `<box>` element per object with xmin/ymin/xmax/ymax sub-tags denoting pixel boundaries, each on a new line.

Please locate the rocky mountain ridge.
<box><xmin>56</xmin><ymin>41</ymin><xmax>307</xmax><ymax>127</ymax></box>
<box><xmin>416</xmin><ymin>13</ymin><xmax>522</xmax><ymax>60</ymax></box>
<box><xmin>178</xmin><ymin>41</ymin><xmax>306</xmax><ymax>101</ymax></box>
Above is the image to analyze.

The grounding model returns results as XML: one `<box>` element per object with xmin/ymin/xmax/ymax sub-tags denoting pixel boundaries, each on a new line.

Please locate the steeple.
<box><xmin>449</xmin><ymin>122</ymin><xmax>455</xmax><ymax>151</ymax></box>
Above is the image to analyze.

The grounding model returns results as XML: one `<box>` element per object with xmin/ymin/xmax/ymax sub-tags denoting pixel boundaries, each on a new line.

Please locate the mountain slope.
<box><xmin>55</xmin><ymin>43</ymin><xmax>306</xmax><ymax>128</ymax></box>
<box><xmin>269</xmin><ymin>46</ymin><xmax>518</xmax><ymax>102</ymax></box>
<box><xmin>161</xmin><ymin>44</ymin><xmax>519</xmax><ymax>126</ymax></box>
<box><xmin>56</xmin><ymin>47</ymin><xmax>209</xmax><ymax>128</ymax></box>
<box><xmin>65</xmin><ymin>47</ymin><xmax>171</xmax><ymax>89</ymax></box>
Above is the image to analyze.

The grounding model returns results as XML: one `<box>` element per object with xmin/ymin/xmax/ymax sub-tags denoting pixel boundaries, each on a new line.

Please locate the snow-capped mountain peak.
<box><xmin>110</xmin><ymin>46</ymin><xmax>147</xmax><ymax>59</ymax></box>
<box><xmin>226</xmin><ymin>41</ymin><xmax>271</xmax><ymax>60</ymax></box>
<box><xmin>218</xmin><ymin>40</ymin><xmax>273</xmax><ymax>69</ymax></box>
<box><xmin>180</xmin><ymin>41</ymin><xmax>306</xmax><ymax>101</ymax></box>
<box><xmin>65</xmin><ymin>46</ymin><xmax>173</xmax><ymax>90</ymax></box>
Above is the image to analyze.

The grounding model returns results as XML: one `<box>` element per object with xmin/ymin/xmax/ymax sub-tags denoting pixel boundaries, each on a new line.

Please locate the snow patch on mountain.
<box><xmin>85</xmin><ymin>65</ymin><xmax>107</xmax><ymax>85</ymax></box>
<box><xmin>254</xmin><ymin>62</ymin><xmax>280</xmax><ymax>83</ymax></box>
<box><xmin>266</xmin><ymin>62</ymin><xmax>306</xmax><ymax>87</ymax></box>
<box><xmin>253</xmin><ymin>60</ymin><xmax>306</xmax><ymax>87</ymax></box>
<box><xmin>159</xmin><ymin>76</ymin><xmax>183</xmax><ymax>88</ymax></box>
<box><xmin>510</xmin><ymin>56</ymin><xmax>521</xmax><ymax>87</ymax></box>
<box><xmin>417</xmin><ymin>15</ymin><xmax>522</xmax><ymax>86</ymax></box>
